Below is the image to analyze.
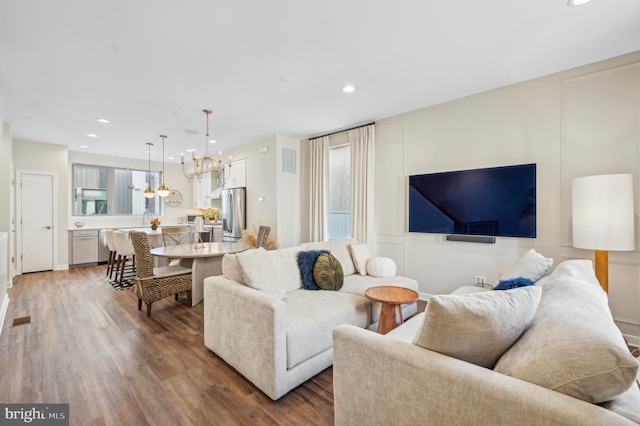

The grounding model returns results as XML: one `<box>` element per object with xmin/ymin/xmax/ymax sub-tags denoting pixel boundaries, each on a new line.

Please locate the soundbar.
<box><xmin>446</xmin><ymin>235</ymin><xmax>496</xmax><ymax>244</ymax></box>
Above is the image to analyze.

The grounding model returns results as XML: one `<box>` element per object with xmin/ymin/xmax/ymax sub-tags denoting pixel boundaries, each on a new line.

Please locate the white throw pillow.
<box><xmin>366</xmin><ymin>257</ymin><xmax>396</xmax><ymax>278</ymax></box>
<box><xmin>497</xmin><ymin>248</ymin><xmax>553</xmax><ymax>284</ymax></box>
<box><xmin>349</xmin><ymin>243</ymin><xmax>371</xmax><ymax>276</ymax></box>
<box><xmin>236</xmin><ymin>246</ymin><xmax>302</xmax><ymax>299</ymax></box>
<box><xmin>412</xmin><ymin>286</ymin><xmax>542</xmax><ymax>369</ymax></box>
<box><xmin>222</xmin><ymin>253</ymin><xmax>245</xmax><ymax>285</ymax></box>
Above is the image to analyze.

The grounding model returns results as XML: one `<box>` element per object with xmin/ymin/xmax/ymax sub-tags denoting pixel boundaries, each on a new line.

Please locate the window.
<box><xmin>72</xmin><ymin>164</ymin><xmax>162</xmax><ymax>216</ymax></box>
<box><xmin>328</xmin><ymin>145</ymin><xmax>351</xmax><ymax>239</ymax></box>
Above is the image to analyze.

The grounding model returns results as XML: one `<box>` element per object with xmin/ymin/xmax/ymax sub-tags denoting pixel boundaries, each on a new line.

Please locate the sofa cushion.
<box><xmin>236</xmin><ymin>246</ymin><xmax>302</xmax><ymax>299</ymax></box>
<box><xmin>349</xmin><ymin>243</ymin><xmax>371</xmax><ymax>276</ymax></box>
<box><xmin>285</xmin><ymin>289</ymin><xmax>370</xmax><ymax>368</ymax></box>
<box><xmin>297</xmin><ymin>249</ymin><xmax>330</xmax><ymax>290</ymax></box>
<box><xmin>366</xmin><ymin>257</ymin><xmax>396</xmax><ymax>278</ymax></box>
<box><xmin>496</xmin><ymin>248</ymin><xmax>553</xmax><ymax>284</ymax></box>
<box><xmin>494</xmin><ymin>260</ymin><xmax>639</xmax><ymax>403</ymax></box>
<box><xmin>302</xmin><ymin>239</ymin><xmax>358</xmax><ymax>276</ymax></box>
<box><xmin>412</xmin><ymin>286</ymin><xmax>542</xmax><ymax>369</ymax></box>
<box><xmin>313</xmin><ymin>254</ymin><xmax>344</xmax><ymax>291</ymax></box>
<box><xmin>341</xmin><ymin>274</ymin><xmax>419</xmax><ymax>324</ymax></box>
<box><xmin>222</xmin><ymin>253</ymin><xmax>245</xmax><ymax>285</ymax></box>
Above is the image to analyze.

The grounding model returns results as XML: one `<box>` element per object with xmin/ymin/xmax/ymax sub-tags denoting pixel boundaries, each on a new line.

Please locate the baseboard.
<box><xmin>0</xmin><ymin>295</ymin><xmax>9</xmax><ymax>339</ymax></box>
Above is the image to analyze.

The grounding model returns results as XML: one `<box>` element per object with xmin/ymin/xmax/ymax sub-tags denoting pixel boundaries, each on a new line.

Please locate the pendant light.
<box><xmin>144</xmin><ymin>142</ymin><xmax>155</xmax><ymax>199</ymax></box>
<box><xmin>157</xmin><ymin>135</ymin><xmax>170</xmax><ymax>197</ymax></box>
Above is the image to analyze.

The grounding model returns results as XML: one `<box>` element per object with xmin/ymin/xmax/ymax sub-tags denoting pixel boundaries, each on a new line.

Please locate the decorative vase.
<box><xmin>151</xmin><ymin>224</ymin><xmax>158</xmax><ymax>230</ymax></box>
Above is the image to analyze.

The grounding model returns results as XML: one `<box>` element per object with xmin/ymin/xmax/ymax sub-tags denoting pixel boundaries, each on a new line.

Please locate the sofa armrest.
<box><xmin>204</xmin><ymin>276</ymin><xmax>286</xmax><ymax>400</ymax></box>
<box><xmin>333</xmin><ymin>325</ymin><xmax>635</xmax><ymax>426</ymax></box>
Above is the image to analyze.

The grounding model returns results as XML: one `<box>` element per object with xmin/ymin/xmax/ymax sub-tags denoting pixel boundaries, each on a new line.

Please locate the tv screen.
<box><xmin>408</xmin><ymin>164</ymin><xmax>536</xmax><ymax>238</ymax></box>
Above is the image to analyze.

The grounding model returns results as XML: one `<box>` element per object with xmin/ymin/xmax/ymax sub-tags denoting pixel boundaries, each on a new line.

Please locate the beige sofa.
<box><xmin>333</xmin><ymin>259</ymin><xmax>640</xmax><ymax>425</ymax></box>
<box><xmin>203</xmin><ymin>239</ymin><xmax>418</xmax><ymax>400</ymax></box>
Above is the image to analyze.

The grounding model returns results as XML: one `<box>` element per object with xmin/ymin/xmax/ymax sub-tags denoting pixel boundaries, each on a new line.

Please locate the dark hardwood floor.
<box><xmin>0</xmin><ymin>266</ymin><xmax>334</xmax><ymax>425</ymax></box>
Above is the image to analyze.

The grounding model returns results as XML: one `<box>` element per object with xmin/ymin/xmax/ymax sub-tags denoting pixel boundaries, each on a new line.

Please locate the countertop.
<box><xmin>68</xmin><ymin>224</ymin><xmax>222</xmax><ymax>231</ymax></box>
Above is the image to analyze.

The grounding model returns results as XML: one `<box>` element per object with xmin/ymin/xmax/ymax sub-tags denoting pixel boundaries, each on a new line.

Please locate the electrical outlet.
<box><xmin>475</xmin><ymin>275</ymin><xmax>487</xmax><ymax>286</ymax></box>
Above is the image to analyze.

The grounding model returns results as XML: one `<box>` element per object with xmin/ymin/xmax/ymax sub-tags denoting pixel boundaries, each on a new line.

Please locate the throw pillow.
<box><xmin>494</xmin><ymin>277</ymin><xmax>534</xmax><ymax>291</ymax></box>
<box><xmin>313</xmin><ymin>254</ymin><xmax>344</xmax><ymax>291</ymax></box>
<box><xmin>349</xmin><ymin>243</ymin><xmax>372</xmax><ymax>276</ymax></box>
<box><xmin>302</xmin><ymin>239</ymin><xmax>358</xmax><ymax>276</ymax></box>
<box><xmin>236</xmin><ymin>246</ymin><xmax>302</xmax><ymax>299</ymax></box>
<box><xmin>494</xmin><ymin>259</ymin><xmax>639</xmax><ymax>403</ymax></box>
<box><xmin>222</xmin><ymin>253</ymin><xmax>245</xmax><ymax>285</ymax></box>
<box><xmin>496</xmin><ymin>248</ymin><xmax>553</xmax><ymax>284</ymax></box>
<box><xmin>412</xmin><ymin>286</ymin><xmax>542</xmax><ymax>369</ymax></box>
<box><xmin>297</xmin><ymin>249</ymin><xmax>330</xmax><ymax>290</ymax></box>
<box><xmin>367</xmin><ymin>257</ymin><xmax>396</xmax><ymax>278</ymax></box>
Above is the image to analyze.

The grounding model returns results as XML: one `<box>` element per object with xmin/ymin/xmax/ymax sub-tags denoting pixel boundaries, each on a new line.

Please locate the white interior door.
<box><xmin>20</xmin><ymin>173</ymin><xmax>54</xmax><ymax>273</ymax></box>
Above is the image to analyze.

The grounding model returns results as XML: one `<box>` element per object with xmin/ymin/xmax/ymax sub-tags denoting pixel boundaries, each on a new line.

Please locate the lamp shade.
<box><xmin>572</xmin><ymin>174</ymin><xmax>635</xmax><ymax>251</ymax></box>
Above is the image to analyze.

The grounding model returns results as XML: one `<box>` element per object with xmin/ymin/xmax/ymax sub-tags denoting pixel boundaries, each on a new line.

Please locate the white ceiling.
<box><xmin>1</xmin><ymin>0</ymin><xmax>639</xmax><ymax>163</ymax></box>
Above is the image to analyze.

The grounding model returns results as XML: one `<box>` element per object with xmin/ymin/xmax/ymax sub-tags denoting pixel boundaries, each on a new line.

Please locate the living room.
<box><xmin>1</xmin><ymin>1</ymin><xmax>640</xmax><ymax>424</ymax></box>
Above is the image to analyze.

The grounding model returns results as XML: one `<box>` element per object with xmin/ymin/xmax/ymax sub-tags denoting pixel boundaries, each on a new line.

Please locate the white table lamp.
<box><xmin>571</xmin><ymin>174</ymin><xmax>635</xmax><ymax>292</ymax></box>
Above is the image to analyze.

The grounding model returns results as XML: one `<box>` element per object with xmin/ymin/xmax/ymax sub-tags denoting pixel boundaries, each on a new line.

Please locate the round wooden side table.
<box><xmin>365</xmin><ymin>285</ymin><xmax>419</xmax><ymax>334</ymax></box>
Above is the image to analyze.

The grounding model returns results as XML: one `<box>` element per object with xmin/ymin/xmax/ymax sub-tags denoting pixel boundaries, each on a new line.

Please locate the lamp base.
<box><xmin>594</xmin><ymin>249</ymin><xmax>608</xmax><ymax>293</ymax></box>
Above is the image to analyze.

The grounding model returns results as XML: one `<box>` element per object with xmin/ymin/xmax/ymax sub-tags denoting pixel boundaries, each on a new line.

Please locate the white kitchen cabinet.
<box><xmin>225</xmin><ymin>158</ymin><xmax>247</xmax><ymax>189</ymax></box>
<box><xmin>72</xmin><ymin>229</ymin><xmax>98</xmax><ymax>265</ymax></box>
<box><xmin>192</xmin><ymin>171</ymin><xmax>212</xmax><ymax>209</ymax></box>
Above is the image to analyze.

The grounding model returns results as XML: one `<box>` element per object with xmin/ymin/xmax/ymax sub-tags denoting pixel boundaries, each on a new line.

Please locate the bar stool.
<box><xmin>104</xmin><ymin>229</ymin><xmax>118</xmax><ymax>279</ymax></box>
<box><xmin>113</xmin><ymin>231</ymin><xmax>136</xmax><ymax>286</ymax></box>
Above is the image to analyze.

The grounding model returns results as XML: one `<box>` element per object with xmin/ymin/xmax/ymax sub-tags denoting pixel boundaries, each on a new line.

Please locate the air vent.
<box><xmin>281</xmin><ymin>146</ymin><xmax>298</xmax><ymax>175</ymax></box>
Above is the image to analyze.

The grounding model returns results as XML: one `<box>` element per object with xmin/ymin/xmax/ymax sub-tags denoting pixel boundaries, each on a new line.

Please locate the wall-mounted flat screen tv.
<box><xmin>408</xmin><ymin>163</ymin><xmax>536</xmax><ymax>238</ymax></box>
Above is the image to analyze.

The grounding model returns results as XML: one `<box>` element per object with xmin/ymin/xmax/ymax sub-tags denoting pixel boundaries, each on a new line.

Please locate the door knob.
<box><xmin>43</xmin><ymin>226</ymin><xmax>52</xmax><ymax>229</ymax></box>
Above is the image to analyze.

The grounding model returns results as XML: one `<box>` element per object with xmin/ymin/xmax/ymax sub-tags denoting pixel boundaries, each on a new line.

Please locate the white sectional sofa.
<box><xmin>333</xmin><ymin>259</ymin><xmax>640</xmax><ymax>425</ymax></box>
<box><xmin>203</xmin><ymin>238</ymin><xmax>419</xmax><ymax>400</ymax></box>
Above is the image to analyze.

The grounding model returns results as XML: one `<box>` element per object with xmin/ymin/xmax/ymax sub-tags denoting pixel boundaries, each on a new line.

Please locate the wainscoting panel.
<box><xmin>374</xmin><ymin>235</ymin><xmax>406</xmax><ymax>277</ymax></box>
<box><xmin>561</xmin><ymin>63</ymin><xmax>640</xmax><ymax>346</ymax></box>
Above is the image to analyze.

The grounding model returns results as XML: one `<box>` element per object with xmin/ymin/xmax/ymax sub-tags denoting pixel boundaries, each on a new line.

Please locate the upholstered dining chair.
<box><xmin>162</xmin><ymin>226</ymin><xmax>194</xmax><ymax>266</ymax></box>
<box><xmin>129</xmin><ymin>231</ymin><xmax>192</xmax><ymax>317</ymax></box>
<box><xmin>104</xmin><ymin>229</ymin><xmax>117</xmax><ymax>279</ymax></box>
<box><xmin>112</xmin><ymin>230</ymin><xmax>136</xmax><ymax>285</ymax></box>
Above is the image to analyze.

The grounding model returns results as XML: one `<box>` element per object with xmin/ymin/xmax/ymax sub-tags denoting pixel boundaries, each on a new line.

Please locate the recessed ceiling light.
<box><xmin>342</xmin><ymin>85</ymin><xmax>356</xmax><ymax>93</ymax></box>
<box><xmin>79</xmin><ymin>145</ymin><xmax>89</xmax><ymax>149</ymax></box>
<box><xmin>168</xmin><ymin>156</ymin><xmax>175</xmax><ymax>160</ymax></box>
<box><xmin>186</xmin><ymin>148</ymin><xmax>195</xmax><ymax>152</ymax></box>
<box><xmin>87</xmin><ymin>133</ymin><xmax>98</xmax><ymax>138</ymax></box>
<box><xmin>209</xmin><ymin>139</ymin><xmax>216</xmax><ymax>144</ymax></box>
<box><xmin>567</xmin><ymin>0</ymin><xmax>592</xmax><ymax>6</ymax></box>
<box><xmin>96</xmin><ymin>118</ymin><xmax>111</xmax><ymax>124</ymax></box>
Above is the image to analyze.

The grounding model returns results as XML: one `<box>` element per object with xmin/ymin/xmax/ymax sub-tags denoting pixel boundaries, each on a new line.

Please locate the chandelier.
<box><xmin>181</xmin><ymin>109</ymin><xmax>231</xmax><ymax>182</ymax></box>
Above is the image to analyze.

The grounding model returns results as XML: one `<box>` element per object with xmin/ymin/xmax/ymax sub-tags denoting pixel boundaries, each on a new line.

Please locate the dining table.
<box><xmin>150</xmin><ymin>242</ymin><xmax>250</xmax><ymax>306</ymax></box>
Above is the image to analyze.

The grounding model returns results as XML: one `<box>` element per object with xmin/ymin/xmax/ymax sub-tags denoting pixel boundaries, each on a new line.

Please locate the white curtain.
<box><xmin>309</xmin><ymin>136</ymin><xmax>329</xmax><ymax>242</ymax></box>
<box><xmin>349</xmin><ymin>124</ymin><xmax>375</xmax><ymax>243</ymax></box>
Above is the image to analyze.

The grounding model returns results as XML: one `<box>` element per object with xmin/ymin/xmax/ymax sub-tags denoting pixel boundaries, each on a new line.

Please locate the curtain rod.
<box><xmin>309</xmin><ymin>122</ymin><xmax>375</xmax><ymax>140</ymax></box>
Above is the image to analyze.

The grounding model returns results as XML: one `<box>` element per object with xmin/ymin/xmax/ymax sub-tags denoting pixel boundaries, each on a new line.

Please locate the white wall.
<box><xmin>224</xmin><ymin>136</ymin><xmax>279</xmax><ymax>240</ymax></box>
<box><xmin>369</xmin><ymin>51</ymin><xmax>640</xmax><ymax>345</ymax></box>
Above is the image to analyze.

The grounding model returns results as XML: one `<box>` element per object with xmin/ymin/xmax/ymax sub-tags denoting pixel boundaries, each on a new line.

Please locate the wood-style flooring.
<box><xmin>0</xmin><ymin>266</ymin><xmax>334</xmax><ymax>425</ymax></box>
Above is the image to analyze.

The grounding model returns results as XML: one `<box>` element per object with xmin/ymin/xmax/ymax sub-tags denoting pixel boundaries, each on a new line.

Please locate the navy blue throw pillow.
<box><xmin>297</xmin><ymin>250</ymin><xmax>330</xmax><ymax>290</ymax></box>
<box><xmin>494</xmin><ymin>277</ymin><xmax>535</xmax><ymax>291</ymax></box>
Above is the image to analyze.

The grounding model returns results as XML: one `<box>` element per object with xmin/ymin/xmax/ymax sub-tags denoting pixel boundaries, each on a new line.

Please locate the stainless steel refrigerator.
<box><xmin>221</xmin><ymin>187</ymin><xmax>246</xmax><ymax>242</ymax></box>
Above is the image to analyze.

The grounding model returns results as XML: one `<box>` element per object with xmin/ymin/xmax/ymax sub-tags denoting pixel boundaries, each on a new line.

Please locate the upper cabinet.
<box><xmin>224</xmin><ymin>158</ymin><xmax>247</xmax><ymax>189</ymax></box>
<box><xmin>192</xmin><ymin>171</ymin><xmax>212</xmax><ymax>209</ymax></box>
